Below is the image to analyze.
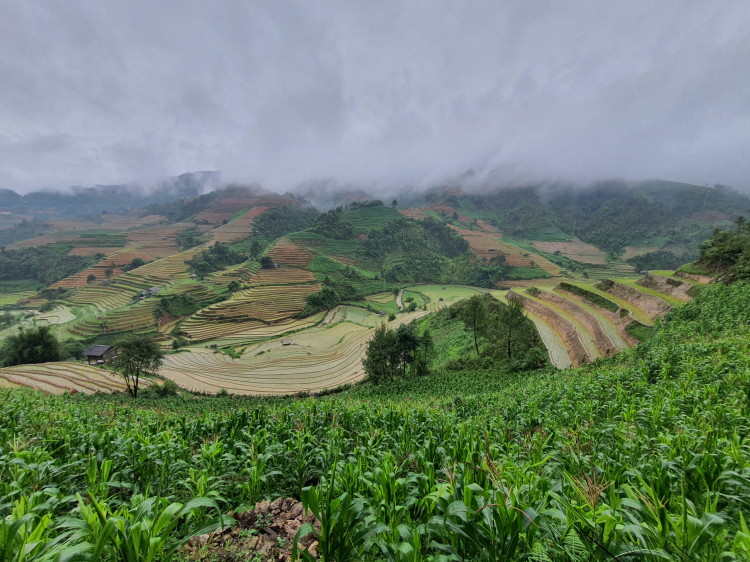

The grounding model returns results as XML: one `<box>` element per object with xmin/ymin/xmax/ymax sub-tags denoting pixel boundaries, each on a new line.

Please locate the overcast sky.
<box><xmin>2</xmin><ymin>1</ymin><xmax>750</xmax><ymax>194</ymax></box>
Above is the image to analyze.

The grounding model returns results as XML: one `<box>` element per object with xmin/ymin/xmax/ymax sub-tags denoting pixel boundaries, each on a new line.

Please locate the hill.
<box><xmin>1</xmin><ymin>279</ymin><xmax>748</xmax><ymax>560</ymax></box>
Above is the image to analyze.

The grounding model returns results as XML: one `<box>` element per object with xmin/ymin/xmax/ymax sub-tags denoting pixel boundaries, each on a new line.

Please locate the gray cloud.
<box><xmin>1</xmin><ymin>1</ymin><xmax>749</xmax><ymax>194</ymax></box>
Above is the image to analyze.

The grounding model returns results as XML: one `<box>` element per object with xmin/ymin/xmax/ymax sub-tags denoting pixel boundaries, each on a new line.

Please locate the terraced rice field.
<box><xmin>0</xmin><ymin>362</ymin><xmax>134</xmax><ymax>394</ymax></box>
<box><xmin>268</xmin><ymin>239</ymin><xmax>313</xmax><ymax>267</ymax></box>
<box><xmin>530</xmin><ymin>238</ymin><xmax>608</xmax><ymax>265</ymax></box>
<box><xmin>160</xmin><ymin>311</ymin><xmax>427</xmax><ymax>395</ymax></box>
<box><xmin>179</xmin><ymin>284</ymin><xmax>320</xmax><ymax>341</ymax></box>
<box><xmin>67</xmin><ymin>300</ymin><xmax>158</xmax><ymax>338</ymax></box>
<box><xmin>399</xmin><ymin>208</ymin><xmax>429</xmax><ymax>220</ymax></box>
<box><xmin>447</xmin><ymin>226</ymin><xmax>563</xmax><ymax>275</ymax></box>
<box><xmin>409</xmin><ymin>285</ymin><xmax>480</xmax><ymax>312</ymax></box>
<box><xmin>210</xmin><ymin>205</ymin><xmax>269</xmax><ymax>243</ymax></box>
<box><xmin>251</xmin><ymin>267</ymin><xmax>316</xmax><ymax>285</ymax></box>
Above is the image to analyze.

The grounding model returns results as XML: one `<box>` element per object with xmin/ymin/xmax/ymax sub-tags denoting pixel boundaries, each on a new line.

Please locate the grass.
<box><xmin>341</xmin><ymin>206</ymin><xmax>402</xmax><ymax>232</ymax></box>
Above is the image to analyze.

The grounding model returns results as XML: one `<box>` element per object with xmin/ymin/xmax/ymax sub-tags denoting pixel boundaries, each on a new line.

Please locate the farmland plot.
<box><xmin>160</xmin><ymin>311</ymin><xmax>427</xmax><ymax>395</ymax></box>
<box><xmin>268</xmin><ymin>239</ymin><xmax>313</xmax><ymax>267</ymax></box>
<box><xmin>0</xmin><ymin>362</ymin><xmax>136</xmax><ymax>394</ymax></box>
<box><xmin>530</xmin><ymin>237</ymin><xmax>608</xmax><ymax>265</ymax></box>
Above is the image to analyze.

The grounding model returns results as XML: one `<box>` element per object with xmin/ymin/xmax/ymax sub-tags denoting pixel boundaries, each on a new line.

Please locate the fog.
<box><xmin>2</xmin><ymin>1</ymin><xmax>750</xmax><ymax>194</ymax></box>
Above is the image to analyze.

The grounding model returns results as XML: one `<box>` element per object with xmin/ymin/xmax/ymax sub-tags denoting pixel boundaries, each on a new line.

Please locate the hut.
<box><xmin>281</xmin><ymin>339</ymin><xmax>293</xmax><ymax>346</ymax></box>
<box><xmin>83</xmin><ymin>345</ymin><xmax>115</xmax><ymax>365</ymax></box>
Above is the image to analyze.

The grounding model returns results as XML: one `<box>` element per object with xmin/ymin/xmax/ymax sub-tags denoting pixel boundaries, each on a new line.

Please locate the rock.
<box><xmin>309</xmin><ymin>541</ymin><xmax>319</xmax><ymax>558</ymax></box>
<box><xmin>289</xmin><ymin>502</ymin><xmax>304</xmax><ymax>519</ymax></box>
<box><xmin>270</xmin><ymin>498</ymin><xmax>285</xmax><ymax>513</ymax></box>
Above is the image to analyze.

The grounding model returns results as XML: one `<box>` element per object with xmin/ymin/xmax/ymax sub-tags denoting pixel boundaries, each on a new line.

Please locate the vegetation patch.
<box><xmin>558</xmin><ymin>282</ymin><xmax>619</xmax><ymax>312</ymax></box>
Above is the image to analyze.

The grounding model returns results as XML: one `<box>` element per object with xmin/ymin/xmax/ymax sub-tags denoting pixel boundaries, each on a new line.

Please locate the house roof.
<box><xmin>84</xmin><ymin>345</ymin><xmax>112</xmax><ymax>357</ymax></box>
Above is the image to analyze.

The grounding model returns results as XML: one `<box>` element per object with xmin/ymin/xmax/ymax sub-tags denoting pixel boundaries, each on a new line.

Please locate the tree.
<box><xmin>86</xmin><ymin>274</ymin><xmax>96</xmax><ymax>283</ymax></box>
<box><xmin>362</xmin><ymin>324</ymin><xmax>396</xmax><ymax>384</ymax></box>
<box><xmin>452</xmin><ymin>211</ymin><xmax>459</xmax><ymax>220</ymax></box>
<box><xmin>250</xmin><ymin>240</ymin><xmax>262</xmax><ymax>259</ymax></box>
<box><xmin>104</xmin><ymin>267</ymin><xmax>114</xmax><ymax>279</ymax></box>
<box><xmin>460</xmin><ymin>295</ymin><xmax>487</xmax><ymax>356</ymax></box>
<box><xmin>496</xmin><ymin>297</ymin><xmax>528</xmax><ymax>359</ymax></box>
<box><xmin>0</xmin><ymin>325</ymin><xmax>62</xmax><ymax>367</ymax></box>
<box><xmin>227</xmin><ymin>280</ymin><xmax>241</xmax><ymax>292</ymax></box>
<box><xmin>129</xmin><ymin>257</ymin><xmax>146</xmax><ymax>270</ymax></box>
<box><xmin>391</xmin><ymin>199</ymin><xmax>397</xmax><ymax>208</ymax></box>
<box><xmin>115</xmin><ymin>334</ymin><xmax>164</xmax><ymax>398</ymax></box>
<box><xmin>260</xmin><ymin>256</ymin><xmax>273</xmax><ymax>269</ymax></box>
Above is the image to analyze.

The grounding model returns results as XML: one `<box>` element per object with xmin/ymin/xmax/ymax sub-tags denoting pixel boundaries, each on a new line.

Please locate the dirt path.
<box><xmin>396</xmin><ymin>289</ymin><xmax>404</xmax><ymax>311</ymax></box>
<box><xmin>637</xmin><ymin>273</ymin><xmax>693</xmax><ymax>302</ymax></box>
<box><xmin>533</xmin><ymin>290</ymin><xmax>617</xmax><ymax>357</ymax></box>
<box><xmin>322</xmin><ymin>305</ymin><xmax>343</xmax><ymax>324</ymax></box>
<box><xmin>508</xmin><ymin>290</ymin><xmax>590</xmax><ymax>368</ymax></box>
<box><xmin>555</xmin><ymin>288</ymin><xmax>640</xmax><ymax>347</ymax></box>
<box><xmin>601</xmin><ymin>280</ymin><xmax>671</xmax><ymax>320</ymax></box>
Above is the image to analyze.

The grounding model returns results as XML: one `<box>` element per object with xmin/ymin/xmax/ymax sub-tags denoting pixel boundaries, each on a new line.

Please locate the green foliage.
<box><xmin>260</xmin><ymin>255</ymin><xmax>274</xmax><ymax>268</ymax></box>
<box><xmin>186</xmin><ymin>242</ymin><xmax>245</xmax><ymax>277</ymax></box>
<box><xmin>0</xmin><ymin>324</ymin><xmax>62</xmax><ymax>366</ymax></box>
<box><xmin>362</xmin><ymin>323</ymin><xmax>432</xmax><ymax>383</ymax></box>
<box><xmin>175</xmin><ymin>229</ymin><xmax>204</xmax><ymax>251</ymax></box>
<box><xmin>0</xmin><ymin>218</ymin><xmax>50</xmax><ymax>247</ymax></box>
<box><xmin>693</xmin><ymin>225</ymin><xmax>750</xmax><ymax>281</ymax></box>
<box><xmin>627</xmin><ymin>250</ymin><xmax>695</xmax><ymax>271</ymax></box>
<box><xmin>307</xmin><ymin>287</ymin><xmax>341</xmax><ymax>310</ymax></box>
<box><xmin>253</xmin><ymin>206</ymin><xmax>319</xmax><ymax>241</ymax></box>
<box><xmin>0</xmin><ymin>246</ymin><xmax>99</xmax><ymax>285</ymax></box>
<box><xmin>128</xmin><ymin>257</ymin><xmax>146</xmax><ymax>270</ymax></box>
<box><xmin>312</xmin><ymin>207</ymin><xmax>355</xmax><ymax>239</ymax></box>
<box><xmin>626</xmin><ymin>320</ymin><xmax>655</xmax><ymax>342</ymax></box>
<box><xmin>310</xmin><ymin>255</ymin><xmax>346</xmax><ymax>274</ymax></box>
<box><xmin>558</xmin><ymin>282</ymin><xmax>620</xmax><ymax>312</ymax></box>
<box><xmin>5</xmin><ymin>279</ymin><xmax>750</xmax><ymax>561</ymax></box>
<box><xmin>114</xmin><ymin>334</ymin><xmax>164</xmax><ymax>398</ymax></box>
<box><xmin>154</xmin><ymin>294</ymin><xmax>201</xmax><ymax>320</ymax></box>
<box><xmin>140</xmin><ymin>190</ymin><xmax>223</xmax><ymax>222</ymax></box>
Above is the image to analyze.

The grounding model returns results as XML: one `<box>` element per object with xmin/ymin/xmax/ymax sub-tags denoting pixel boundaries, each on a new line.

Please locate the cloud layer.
<box><xmin>2</xmin><ymin>1</ymin><xmax>750</xmax><ymax>193</ymax></box>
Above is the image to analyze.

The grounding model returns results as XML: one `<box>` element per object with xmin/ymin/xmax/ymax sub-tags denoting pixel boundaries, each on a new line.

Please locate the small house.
<box><xmin>148</xmin><ymin>286</ymin><xmax>162</xmax><ymax>296</ymax></box>
<box><xmin>189</xmin><ymin>274</ymin><xmax>197</xmax><ymax>279</ymax></box>
<box><xmin>83</xmin><ymin>345</ymin><xmax>115</xmax><ymax>365</ymax></box>
<box><xmin>378</xmin><ymin>311</ymin><xmax>387</xmax><ymax>316</ymax></box>
<box><xmin>489</xmin><ymin>248</ymin><xmax>496</xmax><ymax>252</ymax></box>
<box><xmin>565</xmin><ymin>239</ymin><xmax>573</xmax><ymax>242</ymax></box>
<box><xmin>281</xmin><ymin>339</ymin><xmax>293</xmax><ymax>346</ymax></box>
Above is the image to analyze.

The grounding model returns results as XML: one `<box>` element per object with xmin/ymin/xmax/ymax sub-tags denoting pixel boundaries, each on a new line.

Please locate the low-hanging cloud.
<box><xmin>1</xmin><ymin>1</ymin><xmax>749</xmax><ymax>194</ymax></box>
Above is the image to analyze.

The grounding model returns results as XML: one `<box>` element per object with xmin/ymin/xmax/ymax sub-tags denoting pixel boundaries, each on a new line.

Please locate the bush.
<box><xmin>154</xmin><ymin>378</ymin><xmax>180</xmax><ymax>397</ymax></box>
<box><xmin>387</xmin><ymin>313</ymin><xmax>396</xmax><ymax>321</ymax></box>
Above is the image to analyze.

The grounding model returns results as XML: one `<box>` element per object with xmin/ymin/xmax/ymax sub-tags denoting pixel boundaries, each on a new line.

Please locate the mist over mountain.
<box><xmin>3</xmin><ymin>2</ymin><xmax>750</xmax><ymax>194</ymax></box>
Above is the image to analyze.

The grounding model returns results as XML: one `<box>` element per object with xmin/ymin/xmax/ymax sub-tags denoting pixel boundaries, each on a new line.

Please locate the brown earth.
<box><xmin>181</xmin><ymin>497</ymin><xmax>319</xmax><ymax>562</ymax></box>
<box><xmin>399</xmin><ymin>207</ymin><xmax>428</xmax><ymax>219</ymax></box>
<box><xmin>674</xmin><ymin>270</ymin><xmax>713</xmax><ymax>284</ymax></box>
<box><xmin>554</xmin><ymin>287</ymin><xmax>640</xmax><ymax>347</ymax></box>
<box><xmin>508</xmin><ymin>290</ymin><xmax>590</xmax><ymax>367</ymax></box>
<box><xmin>622</xmin><ymin>246</ymin><xmax>654</xmax><ymax>260</ymax></box>
<box><xmin>692</xmin><ymin>209</ymin><xmax>728</xmax><ymax>222</ymax></box>
<box><xmin>600</xmin><ymin>280</ymin><xmax>671</xmax><ymax>320</ymax></box>
<box><xmin>637</xmin><ymin>273</ymin><xmax>693</xmax><ymax>302</ymax></box>
<box><xmin>532</xmin><ymin>290</ymin><xmax>617</xmax><ymax>357</ymax></box>
<box><xmin>530</xmin><ymin>238</ymin><xmax>607</xmax><ymax>265</ymax></box>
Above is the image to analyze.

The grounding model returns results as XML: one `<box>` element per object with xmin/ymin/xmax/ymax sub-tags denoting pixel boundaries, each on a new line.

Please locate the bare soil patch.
<box><xmin>181</xmin><ymin>498</ymin><xmax>319</xmax><ymax>562</ymax></box>
<box><xmin>530</xmin><ymin>238</ymin><xmax>607</xmax><ymax>265</ymax></box>
<box><xmin>554</xmin><ymin>287</ymin><xmax>640</xmax><ymax>347</ymax></box>
<box><xmin>637</xmin><ymin>273</ymin><xmax>692</xmax><ymax>302</ymax></box>
<box><xmin>600</xmin><ymin>280</ymin><xmax>671</xmax><ymax>320</ymax></box>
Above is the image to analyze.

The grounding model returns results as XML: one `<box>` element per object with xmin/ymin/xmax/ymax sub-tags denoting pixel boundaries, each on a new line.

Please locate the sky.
<box><xmin>2</xmin><ymin>1</ymin><xmax>750</xmax><ymax>194</ymax></box>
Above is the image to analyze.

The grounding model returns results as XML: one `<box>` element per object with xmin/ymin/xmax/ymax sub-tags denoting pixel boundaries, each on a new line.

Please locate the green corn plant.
<box><xmin>60</xmin><ymin>492</ymin><xmax>232</xmax><ymax>562</ymax></box>
<box><xmin>293</xmin><ymin>463</ymin><xmax>389</xmax><ymax>562</ymax></box>
<box><xmin>241</xmin><ymin>451</ymin><xmax>280</xmax><ymax>505</ymax></box>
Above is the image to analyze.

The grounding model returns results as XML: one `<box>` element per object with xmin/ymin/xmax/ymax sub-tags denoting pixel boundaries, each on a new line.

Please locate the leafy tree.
<box><xmin>260</xmin><ymin>256</ymin><xmax>274</xmax><ymax>269</ymax></box>
<box><xmin>0</xmin><ymin>325</ymin><xmax>62</xmax><ymax>367</ymax></box>
<box><xmin>129</xmin><ymin>257</ymin><xmax>146</xmax><ymax>270</ymax></box>
<box><xmin>250</xmin><ymin>240</ymin><xmax>263</xmax><ymax>259</ymax></box>
<box><xmin>187</xmin><ymin>242</ymin><xmax>245</xmax><ymax>276</ymax></box>
<box><xmin>227</xmin><ymin>280</ymin><xmax>241</xmax><ymax>292</ymax></box>
<box><xmin>253</xmin><ymin>205</ymin><xmax>319</xmax><ymax>241</ymax></box>
<box><xmin>362</xmin><ymin>322</ymin><xmax>432</xmax><ymax>383</ymax></box>
<box><xmin>307</xmin><ymin>286</ymin><xmax>340</xmax><ymax>310</ymax></box>
<box><xmin>391</xmin><ymin>199</ymin><xmax>397</xmax><ymax>208</ymax></box>
<box><xmin>311</xmin><ymin>207</ymin><xmax>355</xmax><ymax>239</ymax></box>
<box><xmin>86</xmin><ymin>274</ymin><xmax>96</xmax><ymax>283</ymax></box>
<box><xmin>387</xmin><ymin>313</ymin><xmax>396</xmax><ymax>321</ymax></box>
<box><xmin>460</xmin><ymin>295</ymin><xmax>487</xmax><ymax>356</ymax></box>
<box><xmin>495</xmin><ymin>296</ymin><xmax>529</xmax><ymax>359</ymax></box>
<box><xmin>0</xmin><ymin>246</ymin><xmax>99</xmax><ymax>285</ymax></box>
<box><xmin>115</xmin><ymin>334</ymin><xmax>164</xmax><ymax>399</ymax></box>
<box><xmin>104</xmin><ymin>267</ymin><xmax>114</xmax><ymax>279</ymax></box>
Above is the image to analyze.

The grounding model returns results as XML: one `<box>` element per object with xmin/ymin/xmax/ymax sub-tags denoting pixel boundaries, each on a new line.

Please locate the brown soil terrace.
<box><xmin>508</xmin><ymin>290</ymin><xmax>590</xmax><ymax>367</ymax></box>
<box><xmin>637</xmin><ymin>273</ymin><xmax>693</xmax><ymax>302</ymax></box>
<box><xmin>602</xmin><ymin>281</ymin><xmax>671</xmax><ymax>320</ymax></box>
<box><xmin>532</xmin><ymin>290</ymin><xmax>617</xmax><ymax>357</ymax></box>
<box><xmin>554</xmin><ymin>287</ymin><xmax>640</xmax><ymax>347</ymax></box>
<box><xmin>674</xmin><ymin>270</ymin><xmax>713</xmax><ymax>284</ymax></box>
